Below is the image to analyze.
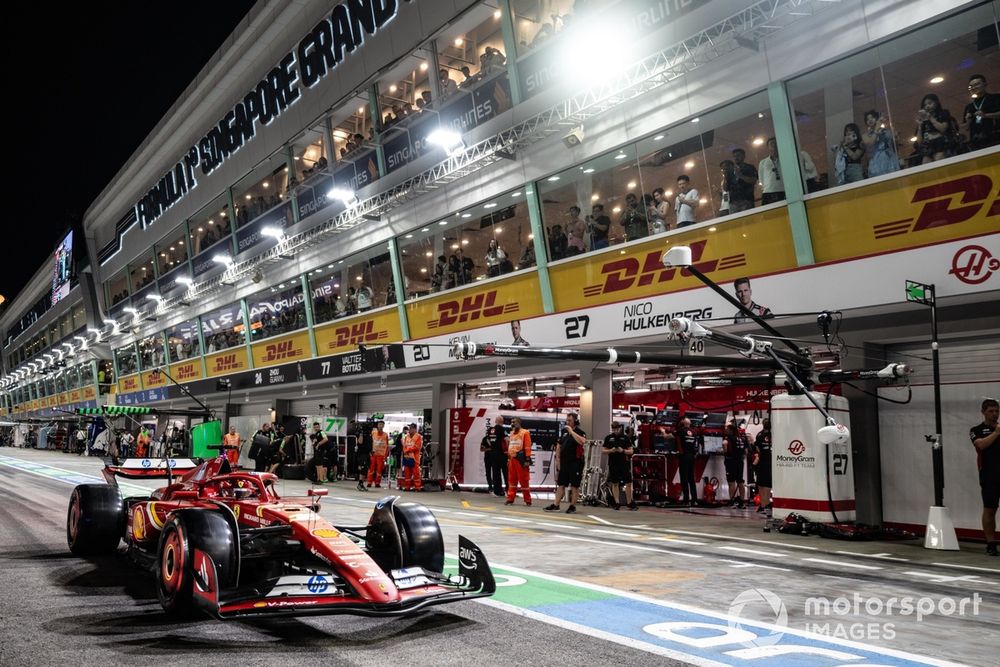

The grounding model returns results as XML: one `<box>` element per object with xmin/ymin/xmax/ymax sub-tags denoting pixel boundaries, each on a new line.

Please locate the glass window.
<box><xmin>289</xmin><ymin>125</ymin><xmax>329</xmax><ymax>186</ymax></box>
<box><xmin>166</xmin><ymin>319</ymin><xmax>201</xmax><ymax>363</ymax></box>
<box><xmin>155</xmin><ymin>224</ymin><xmax>189</xmax><ymax>276</ymax></box>
<box><xmin>378</xmin><ymin>50</ymin><xmax>432</xmax><ymax>128</ymax></box>
<box><xmin>788</xmin><ymin>7</ymin><xmax>998</xmax><ymax>189</ymax></box>
<box><xmin>55</xmin><ymin>371</ymin><xmax>67</xmax><ymax>394</ymax></box>
<box><xmin>511</xmin><ymin>0</ymin><xmax>592</xmax><ymax>56</ymax></box>
<box><xmin>308</xmin><ymin>244</ymin><xmax>396</xmax><ymax>320</ymax></box>
<box><xmin>400</xmin><ymin>188</ymin><xmax>532</xmax><ymax>299</ymax></box>
<box><xmin>97</xmin><ymin>360</ymin><xmax>113</xmax><ymax>393</ymax></box>
<box><xmin>59</xmin><ymin>313</ymin><xmax>72</xmax><ymax>339</ymax></box>
<box><xmin>537</xmin><ymin>93</ymin><xmax>774</xmax><ymax>260</ymax></box>
<box><xmin>138</xmin><ymin>334</ymin><xmax>165</xmax><ymax>371</ymax></box>
<box><xmin>200</xmin><ymin>303</ymin><xmax>246</xmax><ymax>353</ymax></box>
<box><xmin>247</xmin><ymin>283</ymin><xmax>307</xmax><ymax>341</ymax></box>
<box><xmin>71</xmin><ymin>303</ymin><xmax>86</xmax><ymax>331</ymax></box>
<box><xmin>47</xmin><ymin>321</ymin><xmax>58</xmax><ymax>348</ymax></box>
<box><xmin>330</xmin><ymin>96</ymin><xmax>374</xmax><ymax>161</ymax></box>
<box><xmin>188</xmin><ymin>193</ymin><xmax>232</xmax><ymax>258</ymax></box>
<box><xmin>107</xmin><ymin>269</ymin><xmax>129</xmax><ymax>306</ymax></box>
<box><xmin>436</xmin><ymin>4</ymin><xmax>508</xmax><ymax>93</ymax></box>
<box><xmin>115</xmin><ymin>343</ymin><xmax>138</xmax><ymax>376</ymax></box>
<box><xmin>128</xmin><ymin>252</ymin><xmax>157</xmax><ymax>293</ymax></box>
<box><xmin>80</xmin><ymin>363</ymin><xmax>94</xmax><ymax>388</ymax></box>
<box><xmin>233</xmin><ymin>152</ymin><xmax>291</xmax><ymax>229</ymax></box>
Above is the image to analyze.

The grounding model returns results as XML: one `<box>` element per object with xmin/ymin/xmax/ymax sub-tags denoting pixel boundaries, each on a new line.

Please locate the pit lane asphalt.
<box><xmin>1</xmin><ymin>448</ymin><xmax>998</xmax><ymax>667</ymax></box>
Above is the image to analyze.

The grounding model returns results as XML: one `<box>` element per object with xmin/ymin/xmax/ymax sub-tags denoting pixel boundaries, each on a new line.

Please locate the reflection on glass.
<box><xmin>115</xmin><ymin>344</ymin><xmax>138</xmax><ymax>377</ymax></box>
<box><xmin>399</xmin><ymin>189</ymin><xmax>531</xmax><ymax>299</ymax></box>
<box><xmin>129</xmin><ymin>253</ymin><xmax>157</xmax><ymax>292</ymax></box>
<box><xmin>107</xmin><ymin>270</ymin><xmax>129</xmax><ymax>306</ymax></box>
<box><xmin>166</xmin><ymin>319</ymin><xmax>201</xmax><ymax>363</ymax></box>
<box><xmin>189</xmin><ymin>194</ymin><xmax>232</xmax><ymax>256</ymax></box>
<box><xmin>233</xmin><ymin>153</ymin><xmax>291</xmax><ymax>228</ymax></box>
<box><xmin>200</xmin><ymin>303</ymin><xmax>246</xmax><ymax>353</ymax></box>
<box><xmin>247</xmin><ymin>284</ymin><xmax>307</xmax><ymax>341</ymax></box>
<box><xmin>156</xmin><ymin>225</ymin><xmax>189</xmax><ymax>275</ymax></box>
<box><xmin>138</xmin><ymin>334</ymin><xmax>165</xmax><ymax>371</ymax></box>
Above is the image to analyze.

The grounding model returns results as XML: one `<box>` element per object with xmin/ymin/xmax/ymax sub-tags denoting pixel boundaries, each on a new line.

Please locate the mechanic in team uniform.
<box><xmin>249</xmin><ymin>423</ymin><xmax>274</xmax><ymax>472</ymax></box>
<box><xmin>971</xmin><ymin>398</ymin><xmax>1000</xmax><ymax>556</ymax></box>
<box><xmin>355</xmin><ymin>423</ymin><xmax>372</xmax><ymax>491</ymax></box>
<box><xmin>223</xmin><ymin>425</ymin><xmax>241</xmax><ymax>468</ymax></box>
<box><xmin>490</xmin><ymin>415</ymin><xmax>508</xmax><ymax>497</ymax></box>
<box><xmin>603</xmin><ymin>422</ymin><xmax>637</xmax><ymax>510</ymax></box>
<box><xmin>400</xmin><ymin>423</ymin><xmax>423</xmax><ymax>491</ymax></box>
<box><xmin>545</xmin><ymin>413</ymin><xmax>587</xmax><ymax>514</ymax></box>
<box><xmin>309</xmin><ymin>422</ymin><xmax>330</xmax><ymax>484</ymax></box>
<box><xmin>367</xmin><ymin>421</ymin><xmax>389</xmax><ymax>488</ymax></box>
<box><xmin>504</xmin><ymin>417</ymin><xmax>532</xmax><ymax>506</ymax></box>
<box><xmin>675</xmin><ymin>417</ymin><xmax>700</xmax><ymax>506</ymax></box>
<box><xmin>752</xmin><ymin>418</ymin><xmax>773</xmax><ymax>515</ymax></box>
<box><xmin>723</xmin><ymin>422</ymin><xmax>747</xmax><ymax>508</ymax></box>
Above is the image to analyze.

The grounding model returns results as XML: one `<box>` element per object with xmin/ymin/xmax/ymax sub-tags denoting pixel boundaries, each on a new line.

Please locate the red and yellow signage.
<box><xmin>808</xmin><ymin>155</ymin><xmax>999</xmax><ymax>264</ymax></box>
<box><xmin>206</xmin><ymin>346</ymin><xmax>250</xmax><ymax>377</ymax></box>
<box><xmin>141</xmin><ymin>369</ymin><xmax>168</xmax><ymax>390</ymax></box>
<box><xmin>314</xmin><ymin>309</ymin><xmax>402</xmax><ymax>356</ymax></box>
<box><xmin>170</xmin><ymin>359</ymin><xmax>204</xmax><ymax>383</ymax></box>
<box><xmin>118</xmin><ymin>375</ymin><xmax>140</xmax><ymax>393</ymax></box>
<box><xmin>550</xmin><ymin>209</ymin><xmax>797</xmax><ymax>311</ymax></box>
<box><xmin>83</xmin><ymin>385</ymin><xmax>97</xmax><ymax>401</ymax></box>
<box><xmin>406</xmin><ymin>271</ymin><xmax>545</xmax><ymax>339</ymax></box>
<box><xmin>251</xmin><ymin>330</ymin><xmax>312</xmax><ymax>369</ymax></box>
<box><xmin>69</xmin><ymin>389</ymin><xmax>82</xmax><ymax>403</ymax></box>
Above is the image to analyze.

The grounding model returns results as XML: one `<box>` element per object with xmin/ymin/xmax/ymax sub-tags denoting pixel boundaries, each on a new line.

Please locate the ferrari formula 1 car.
<box><xmin>66</xmin><ymin>453</ymin><xmax>495</xmax><ymax>619</ymax></box>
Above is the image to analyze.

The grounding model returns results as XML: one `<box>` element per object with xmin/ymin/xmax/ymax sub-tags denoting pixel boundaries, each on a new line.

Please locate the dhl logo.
<box><xmin>428</xmin><ymin>290</ymin><xmax>517</xmax><ymax>329</ymax></box>
<box><xmin>213</xmin><ymin>354</ymin><xmax>241</xmax><ymax>372</ymax></box>
<box><xmin>583</xmin><ymin>240</ymin><xmax>745</xmax><ymax>297</ymax></box>
<box><xmin>175</xmin><ymin>363</ymin><xmax>199</xmax><ymax>380</ymax></box>
<box><xmin>262</xmin><ymin>341</ymin><xmax>304</xmax><ymax>363</ymax></box>
<box><xmin>331</xmin><ymin>320</ymin><xmax>387</xmax><ymax>349</ymax></box>
<box><xmin>873</xmin><ymin>174</ymin><xmax>999</xmax><ymax>240</ymax></box>
<box><xmin>121</xmin><ymin>378</ymin><xmax>139</xmax><ymax>391</ymax></box>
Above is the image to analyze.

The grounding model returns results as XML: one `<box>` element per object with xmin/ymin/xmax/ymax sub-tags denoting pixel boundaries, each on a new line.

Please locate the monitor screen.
<box><xmin>51</xmin><ymin>231</ymin><xmax>74</xmax><ymax>306</ymax></box>
<box><xmin>685</xmin><ymin>412</ymin><xmax>708</xmax><ymax>427</ymax></box>
<box><xmin>704</xmin><ymin>412</ymin><xmax>728</xmax><ymax>428</ymax></box>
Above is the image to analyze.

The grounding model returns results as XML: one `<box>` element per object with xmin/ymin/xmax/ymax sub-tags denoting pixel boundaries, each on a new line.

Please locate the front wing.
<box><xmin>190</xmin><ymin>535</ymin><xmax>495</xmax><ymax>619</ymax></box>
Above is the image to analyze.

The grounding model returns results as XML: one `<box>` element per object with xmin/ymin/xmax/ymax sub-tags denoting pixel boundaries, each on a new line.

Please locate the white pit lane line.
<box><xmin>802</xmin><ymin>557</ymin><xmax>882</xmax><ymax>570</ymax></box>
<box><xmin>555</xmin><ymin>534</ymin><xmax>702</xmax><ymax>558</ymax></box>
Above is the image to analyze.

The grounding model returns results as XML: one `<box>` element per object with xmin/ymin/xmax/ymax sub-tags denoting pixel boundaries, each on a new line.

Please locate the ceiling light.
<box><xmin>547</xmin><ymin>175</ymin><xmax>560</xmax><ymax>182</ymax></box>
<box><xmin>419</xmin><ymin>62</ymin><xmax>428</xmax><ymax>72</ymax></box>
<box><xmin>327</xmin><ymin>187</ymin><xmax>358</xmax><ymax>205</ymax></box>
<box><xmin>420</xmin><ymin>268</ymin><xmax>427</xmax><ymax>273</ymax></box>
<box><xmin>614</xmin><ymin>153</ymin><xmax>627</xmax><ymax>160</ymax></box>
<box><xmin>684</xmin><ymin>160</ymin><xmax>695</xmax><ymax>169</ymax></box>
<box><xmin>752</xmin><ymin>137</ymin><xmax>764</xmax><ymax>146</ymax></box>
<box><xmin>389</xmin><ymin>84</ymin><xmax>397</xmax><ymax>93</ymax></box>
<box><xmin>583</xmin><ymin>168</ymin><xmax>595</xmax><ymax>174</ymax></box>
<box><xmin>461</xmin><ymin>213</ymin><xmax>472</xmax><ymax>218</ymax></box>
<box><xmin>691</xmin><ymin>117</ymin><xmax>700</xmax><ymax>123</ymax></box>
<box><xmin>612</xmin><ymin>206</ymin><xmax>621</xmax><ymax>213</ymax></box>
<box><xmin>612</xmin><ymin>375</ymin><xmax>634</xmax><ymax>381</ymax></box>
<box><xmin>929</xmin><ymin>76</ymin><xmax>944</xmax><ymax>84</ymax></box>
<box><xmin>653</xmin><ymin>134</ymin><xmax>665</xmax><ymax>141</ymax></box>
<box><xmin>428</xmin><ymin>127</ymin><xmax>465</xmax><ymax>155</ymax></box>
<box><xmin>213</xmin><ymin>254</ymin><xmax>233</xmax><ymax>266</ymax></box>
<box><xmin>624</xmin><ymin>388</ymin><xmax>648</xmax><ymax>393</ymax></box>
<box><xmin>454</xmin><ymin>37</ymin><xmax>464</xmax><ymax>47</ymax></box>
<box><xmin>708</xmin><ymin>226</ymin><xmax>717</xmax><ymax>232</ymax></box>
<box><xmin>261</xmin><ymin>226</ymin><xmax>284</xmax><ymax>239</ymax></box>
<box><xmin>627</xmin><ymin>181</ymin><xmax>636</xmax><ymax>189</ymax></box>
<box><xmin>484</xmin><ymin>202</ymin><xmax>497</xmax><ymax>209</ymax></box>
<box><xmin>358</xmin><ymin>105</ymin><xmax>366</xmax><ymax>114</ymax></box>
<box><xmin>511</xmin><ymin>191</ymin><xmax>521</xmax><ymax>197</ymax></box>
<box><xmin>461</xmin><ymin>239</ymin><xmax>469</xmax><ymax>245</ymax></box>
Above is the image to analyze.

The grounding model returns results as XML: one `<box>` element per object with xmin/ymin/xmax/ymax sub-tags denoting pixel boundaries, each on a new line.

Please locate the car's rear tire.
<box><xmin>66</xmin><ymin>484</ymin><xmax>125</xmax><ymax>556</ymax></box>
<box><xmin>156</xmin><ymin>510</ymin><xmax>238</xmax><ymax>616</ymax></box>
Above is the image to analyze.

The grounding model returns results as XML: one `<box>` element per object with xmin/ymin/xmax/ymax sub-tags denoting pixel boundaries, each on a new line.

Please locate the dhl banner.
<box><xmin>141</xmin><ymin>369</ymin><xmax>168</xmax><ymax>390</ymax></box>
<box><xmin>407</xmin><ymin>270</ymin><xmax>545</xmax><ymax>339</ymax></box>
<box><xmin>169</xmin><ymin>358</ymin><xmax>204</xmax><ymax>383</ymax></box>
<box><xmin>118</xmin><ymin>375</ymin><xmax>141</xmax><ymax>393</ymax></box>
<box><xmin>206</xmin><ymin>346</ymin><xmax>250</xmax><ymax>377</ymax></box>
<box><xmin>69</xmin><ymin>389</ymin><xmax>82</xmax><ymax>403</ymax></box>
<box><xmin>251</xmin><ymin>330</ymin><xmax>312</xmax><ymax>369</ymax></box>
<box><xmin>83</xmin><ymin>385</ymin><xmax>97</xmax><ymax>401</ymax></box>
<box><xmin>808</xmin><ymin>154</ymin><xmax>1000</xmax><ymax>264</ymax></box>
<box><xmin>549</xmin><ymin>208</ymin><xmax>797</xmax><ymax>311</ymax></box>
<box><xmin>314</xmin><ymin>308</ymin><xmax>402</xmax><ymax>356</ymax></box>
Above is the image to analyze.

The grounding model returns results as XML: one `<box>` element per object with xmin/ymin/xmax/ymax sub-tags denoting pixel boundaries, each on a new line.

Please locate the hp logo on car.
<box><xmin>307</xmin><ymin>575</ymin><xmax>328</xmax><ymax>594</ymax></box>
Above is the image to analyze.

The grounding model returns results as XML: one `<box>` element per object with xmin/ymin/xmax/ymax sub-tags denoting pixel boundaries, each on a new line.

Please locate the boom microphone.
<box><xmin>817</xmin><ymin>311</ymin><xmax>832</xmax><ymax>343</ymax></box>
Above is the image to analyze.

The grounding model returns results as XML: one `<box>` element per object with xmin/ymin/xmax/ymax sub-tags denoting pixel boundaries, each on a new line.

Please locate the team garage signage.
<box><xmin>406</xmin><ymin>270</ymin><xmax>545</xmax><ymax>339</ymax></box>
<box><xmin>549</xmin><ymin>207</ymin><xmax>797</xmax><ymax>311</ymax></box>
<box><xmin>313</xmin><ymin>308</ymin><xmax>402</xmax><ymax>356</ymax></box>
<box><xmin>132</xmin><ymin>0</ymin><xmax>403</xmax><ymax>230</ymax></box>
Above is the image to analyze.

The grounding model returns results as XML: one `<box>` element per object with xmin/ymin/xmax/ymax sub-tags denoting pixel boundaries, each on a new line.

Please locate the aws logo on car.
<box><xmin>583</xmin><ymin>240</ymin><xmax>745</xmax><ymax>298</ymax></box>
<box><xmin>872</xmin><ymin>174</ymin><xmax>999</xmax><ymax>240</ymax></box>
<box><xmin>427</xmin><ymin>290</ymin><xmax>517</xmax><ymax>329</ymax></box>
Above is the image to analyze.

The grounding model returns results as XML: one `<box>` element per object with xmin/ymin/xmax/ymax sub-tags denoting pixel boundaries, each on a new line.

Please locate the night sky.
<box><xmin>1</xmin><ymin>1</ymin><xmax>256</xmax><ymax>306</ymax></box>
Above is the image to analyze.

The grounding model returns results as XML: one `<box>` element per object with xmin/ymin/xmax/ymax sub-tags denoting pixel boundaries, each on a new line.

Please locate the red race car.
<box><xmin>66</xmin><ymin>454</ymin><xmax>495</xmax><ymax>619</ymax></box>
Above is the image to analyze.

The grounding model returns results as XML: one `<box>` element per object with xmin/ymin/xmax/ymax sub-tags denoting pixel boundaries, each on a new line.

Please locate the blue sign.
<box><xmin>236</xmin><ymin>202</ymin><xmax>294</xmax><ymax>255</ymax></box>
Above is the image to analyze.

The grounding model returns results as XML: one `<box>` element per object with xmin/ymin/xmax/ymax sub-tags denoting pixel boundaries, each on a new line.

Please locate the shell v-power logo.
<box><xmin>262</xmin><ymin>340</ymin><xmax>304</xmax><ymax>363</ymax></box>
<box><xmin>583</xmin><ymin>239</ymin><xmax>745</xmax><ymax>297</ymax></box>
<box><xmin>332</xmin><ymin>320</ymin><xmax>387</xmax><ymax>348</ymax></box>
<box><xmin>872</xmin><ymin>174</ymin><xmax>999</xmax><ymax>240</ymax></box>
<box><xmin>427</xmin><ymin>290</ymin><xmax>517</xmax><ymax>329</ymax></box>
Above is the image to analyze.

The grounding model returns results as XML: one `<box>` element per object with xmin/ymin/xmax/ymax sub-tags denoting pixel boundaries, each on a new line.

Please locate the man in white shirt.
<box><xmin>356</xmin><ymin>284</ymin><xmax>374</xmax><ymax>312</ymax></box>
<box><xmin>760</xmin><ymin>137</ymin><xmax>820</xmax><ymax>203</ymax></box>
<box><xmin>674</xmin><ymin>175</ymin><xmax>700</xmax><ymax>227</ymax></box>
<box><xmin>439</xmin><ymin>69</ymin><xmax>458</xmax><ymax>98</ymax></box>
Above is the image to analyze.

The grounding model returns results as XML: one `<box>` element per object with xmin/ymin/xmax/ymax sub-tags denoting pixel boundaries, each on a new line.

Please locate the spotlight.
<box><xmin>562</xmin><ymin>125</ymin><xmax>584</xmax><ymax>148</ymax></box>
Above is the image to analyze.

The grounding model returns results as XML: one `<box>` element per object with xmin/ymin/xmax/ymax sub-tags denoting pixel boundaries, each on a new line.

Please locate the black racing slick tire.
<box><xmin>156</xmin><ymin>510</ymin><xmax>239</xmax><ymax>616</ymax></box>
<box><xmin>66</xmin><ymin>484</ymin><xmax>125</xmax><ymax>556</ymax></box>
<box><xmin>393</xmin><ymin>502</ymin><xmax>445</xmax><ymax>573</ymax></box>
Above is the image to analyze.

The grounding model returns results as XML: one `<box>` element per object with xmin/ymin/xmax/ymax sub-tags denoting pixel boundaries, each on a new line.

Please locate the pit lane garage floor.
<box><xmin>1</xmin><ymin>449</ymin><xmax>996</xmax><ymax>667</ymax></box>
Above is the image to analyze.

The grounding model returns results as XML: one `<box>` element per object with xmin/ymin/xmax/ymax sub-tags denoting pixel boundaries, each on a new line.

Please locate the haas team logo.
<box><xmin>788</xmin><ymin>440</ymin><xmax>806</xmax><ymax>457</ymax></box>
<box><xmin>950</xmin><ymin>245</ymin><xmax>998</xmax><ymax>285</ymax></box>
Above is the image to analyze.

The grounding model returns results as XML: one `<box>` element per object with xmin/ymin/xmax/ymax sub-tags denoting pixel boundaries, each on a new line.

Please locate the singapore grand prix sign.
<box><xmin>133</xmin><ymin>0</ymin><xmax>403</xmax><ymax>229</ymax></box>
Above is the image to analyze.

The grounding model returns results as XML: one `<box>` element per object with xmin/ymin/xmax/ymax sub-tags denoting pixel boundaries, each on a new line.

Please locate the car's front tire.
<box><xmin>156</xmin><ymin>510</ymin><xmax>238</xmax><ymax>616</ymax></box>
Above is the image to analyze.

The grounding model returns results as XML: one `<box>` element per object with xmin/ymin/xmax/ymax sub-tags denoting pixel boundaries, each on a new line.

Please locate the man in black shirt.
<box><xmin>675</xmin><ymin>417</ymin><xmax>699</xmax><ymax>506</ymax></box>
<box><xmin>603</xmin><ymin>423</ymin><xmax>636</xmax><ymax>510</ymax></box>
<box><xmin>490</xmin><ymin>415</ymin><xmax>509</xmax><ymax>497</ymax></box>
<box><xmin>589</xmin><ymin>204</ymin><xmax>611</xmax><ymax>250</ymax></box>
<box><xmin>964</xmin><ymin>75</ymin><xmax>1000</xmax><ymax>151</ymax></box>
<box><xmin>751</xmin><ymin>418</ymin><xmax>773</xmax><ymax>514</ymax></box>
<box><xmin>544</xmin><ymin>413</ymin><xmax>587</xmax><ymax>514</ymax></box>
<box><xmin>723</xmin><ymin>423</ymin><xmax>747</xmax><ymax>509</ymax></box>
<box><xmin>355</xmin><ymin>425</ymin><xmax>373</xmax><ymax>491</ymax></box>
<box><xmin>729</xmin><ymin>148</ymin><xmax>758</xmax><ymax>212</ymax></box>
<box><xmin>970</xmin><ymin>398</ymin><xmax>1000</xmax><ymax>556</ymax></box>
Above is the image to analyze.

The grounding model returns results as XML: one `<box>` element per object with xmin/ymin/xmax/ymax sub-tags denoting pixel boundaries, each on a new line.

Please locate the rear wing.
<box><xmin>102</xmin><ymin>457</ymin><xmax>200</xmax><ymax>482</ymax></box>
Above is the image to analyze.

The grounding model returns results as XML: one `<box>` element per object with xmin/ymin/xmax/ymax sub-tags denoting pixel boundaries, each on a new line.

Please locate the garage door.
<box><xmin>359</xmin><ymin>389</ymin><xmax>433</xmax><ymax>415</ymax></box>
